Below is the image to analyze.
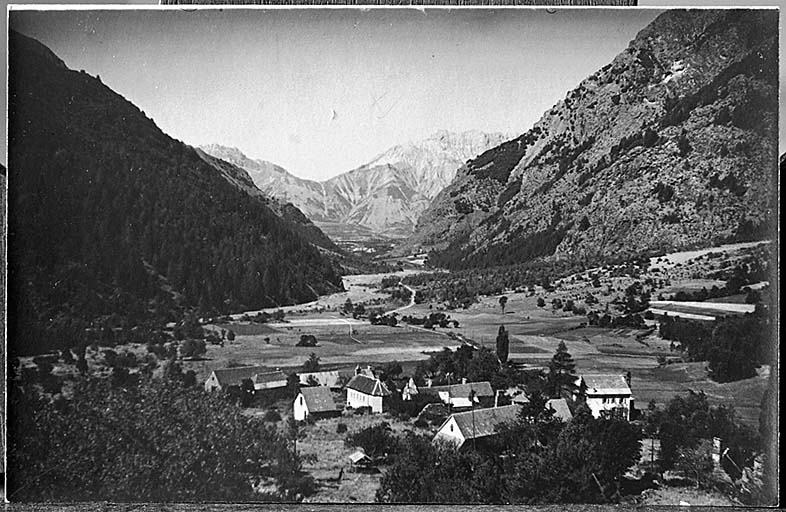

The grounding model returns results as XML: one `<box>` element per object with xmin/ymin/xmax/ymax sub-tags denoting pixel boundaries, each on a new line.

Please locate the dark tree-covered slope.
<box><xmin>8</xmin><ymin>30</ymin><xmax>343</xmax><ymax>355</ymax></box>
<box><xmin>412</xmin><ymin>10</ymin><xmax>778</xmax><ymax>270</ymax></box>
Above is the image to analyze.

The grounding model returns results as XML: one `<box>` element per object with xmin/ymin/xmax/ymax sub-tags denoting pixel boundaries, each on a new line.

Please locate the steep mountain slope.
<box><xmin>413</xmin><ymin>10</ymin><xmax>778</xmax><ymax>269</ymax></box>
<box><xmin>8</xmin><ymin>30</ymin><xmax>343</xmax><ymax>355</ymax></box>
<box><xmin>201</xmin><ymin>130</ymin><xmax>508</xmax><ymax>238</ymax></box>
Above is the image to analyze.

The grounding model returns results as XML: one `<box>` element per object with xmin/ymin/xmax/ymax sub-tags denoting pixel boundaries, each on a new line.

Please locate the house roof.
<box><xmin>211</xmin><ymin>365</ymin><xmax>269</xmax><ymax>386</ymax></box>
<box><xmin>420</xmin><ymin>381</ymin><xmax>494</xmax><ymax>398</ymax></box>
<box><xmin>546</xmin><ymin>398</ymin><xmax>573</xmax><ymax>422</ymax></box>
<box><xmin>299</xmin><ymin>387</ymin><xmax>337</xmax><ymax>413</ymax></box>
<box><xmin>580</xmin><ymin>374</ymin><xmax>631</xmax><ymax>395</ymax></box>
<box><xmin>254</xmin><ymin>370</ymin><xmax>288</xmax><ymax>385</ymax></box>
<box><xmin>297</xmin><ymin>370</ymin><xmax>342</xmax><ymax>387</ymax></box>
<box><xmin>346</xmin><ymin>375</ymin><xmax>392</xmax><ymax>396</ymax></box>
<box><xmin>512</xmin><ymin>394</ymin><xmax>531</xmax><ymax>404</ymax></box>
<box><xmin>443</xmin><ymin>404</ymin><xmax>521</xmax><ymax>441</ymax></box>
<box><xmin>349</xmin><ymin>450</ymin><xmax>371</xmax><ymax>464</ymax></box>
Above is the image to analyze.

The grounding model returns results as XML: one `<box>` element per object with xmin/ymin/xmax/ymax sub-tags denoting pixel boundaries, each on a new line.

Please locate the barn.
<box><xmin>433</xmin><ymin>404</ymin><xmax>521</xmax><ymax>449</ymax></box>
<box><xmin>293</xmin><ymin>386</ymin><xmax>340</xmax><ymax>421</ymax></box>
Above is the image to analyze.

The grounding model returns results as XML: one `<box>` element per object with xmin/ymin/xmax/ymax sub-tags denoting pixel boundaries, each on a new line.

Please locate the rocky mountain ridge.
<box><xmin>411</xmin><ymin>10</ymin><xmax>777</xmax><ymax>269</ymax></box>
<box><xmin>201</xmin><ymin>130</ymin><xmax>508</xmax><ymax>238</ymax></box>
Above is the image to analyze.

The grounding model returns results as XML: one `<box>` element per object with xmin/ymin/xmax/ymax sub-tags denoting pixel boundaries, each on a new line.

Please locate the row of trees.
<box><xmin>658</xmin><ymin>307</ymin><xmax>769</xmax><ymax>382</ymax></box>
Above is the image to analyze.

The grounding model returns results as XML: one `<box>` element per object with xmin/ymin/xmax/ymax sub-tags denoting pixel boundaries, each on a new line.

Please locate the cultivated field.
<box><xmin>183</xmin><ymin>321</ymin><xmax>460</xmax><ymax>384</ymax></box>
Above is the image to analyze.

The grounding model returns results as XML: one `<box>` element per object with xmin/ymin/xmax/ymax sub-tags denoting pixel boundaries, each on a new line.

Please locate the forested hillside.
<box><xmin>413</xmin><ymin>10</ymin><xmax>778</xmax><ymax>270</ymax></box>
<box><xmin>7</xmin><ymin>31</ymin><xmax>343</xmax><ymax>355</ymax></box>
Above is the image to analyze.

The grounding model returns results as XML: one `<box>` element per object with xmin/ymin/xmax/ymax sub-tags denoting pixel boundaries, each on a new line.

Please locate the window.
<box><xmin>300</xmin><ymin>397</ymin><xmax>303</xmax><ymax>405</ymax></box>
<box><xmin>450</xmin><ymin>424</ymin><xmax>453</xmax><ymax>432</ymax></box>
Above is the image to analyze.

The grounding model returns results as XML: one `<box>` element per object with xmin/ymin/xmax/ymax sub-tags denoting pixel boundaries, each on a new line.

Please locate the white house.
<box><xmin>573</xmin><ymin>374</ymin><xmax>633</xmax><ymax>420</ymax></box>
<box><xmin>546</xmin><ymin>398</ymin><xmax>573</xmax><ymax>422</ymax></box>
<box><xmin>402</xmin><ymin>377</ymin><xmax>419</xmax><ymax>401</ymax></box>
<box><xmin>293</xmin><ymin>386</ymin><xmax>339</xmax><ymax>421</ymax></box>
<box><xmin>346</xmin><ymin>374</ymin><xmax>391</xmax><ymax>413</ymax></box>
<box><xmin>433</xmin><ymin>404</ymin><xmax>521</xmax><ymax>449</ymax></box>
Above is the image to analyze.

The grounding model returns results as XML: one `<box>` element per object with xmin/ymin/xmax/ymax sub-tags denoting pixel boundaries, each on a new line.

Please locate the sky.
<box><xmin>5</xmin><ymin>5</ymin><xmax>783</xmax><ymax>181</ymax></box>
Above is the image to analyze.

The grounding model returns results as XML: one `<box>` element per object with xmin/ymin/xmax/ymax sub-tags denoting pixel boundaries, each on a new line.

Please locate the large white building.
<box><xmin>346</xmin><ymin>374</ymin><xmax>391</xmax><ymax>413</ymax></box>
<box><xmin>573</xmin><ymin>374</ymin><xmax>633</xmax><ymax>420</ymax></box>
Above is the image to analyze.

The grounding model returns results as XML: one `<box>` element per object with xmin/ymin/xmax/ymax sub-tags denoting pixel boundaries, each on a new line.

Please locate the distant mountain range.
<box><xmin>407</xmin><ymin>10</ymin><xmax>778</xmax><ymax>269</ymax></box>
<box><xmin>8</xmin><ymin>30</ymin><xmax>344</xmax><ymax>355</ymax></box>
<box><xmin>201</xmin><ymin>130</ymin><xmax>508</xmax><ymax>238</ymax></box>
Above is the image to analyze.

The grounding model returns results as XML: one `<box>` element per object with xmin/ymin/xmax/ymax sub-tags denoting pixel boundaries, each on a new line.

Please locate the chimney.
<box><xmin>625</xmin><ymin>371</ymin><xmax>631</xmax><ymax>388</ymax></box>
<box><xmin>426</xmin><ymin>377</ymin><xmax>433</xmax><ymax>387</ymax></box>
<box><xmin>355</xmin><ymin>365</ymin><xmax>361</xmax><ymax>376</ymax></box>
<box><xmin>495</xmin><ymin>389</ymin><xmax>502</xmax><ymax>408</ymax></box>
<box><xmin>461</xmin><ymin>377</ymin><xmax>467</xmax><ymax>385</ymax></box>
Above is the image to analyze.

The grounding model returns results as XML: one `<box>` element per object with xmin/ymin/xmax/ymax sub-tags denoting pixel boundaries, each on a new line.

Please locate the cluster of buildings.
<box><xmin>204</xmin><ymin>362</ymin><xmax>634</xmax><ymax>449</ymax></box>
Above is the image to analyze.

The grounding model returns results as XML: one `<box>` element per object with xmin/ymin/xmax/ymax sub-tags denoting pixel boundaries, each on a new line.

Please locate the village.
<box><xmin>11</xmin><ymin>240</ymin><xmax>772</xmax><ymax>504</ymax></box>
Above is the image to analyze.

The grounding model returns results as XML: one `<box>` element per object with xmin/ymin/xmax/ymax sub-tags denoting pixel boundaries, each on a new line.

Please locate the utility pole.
<box><xmin>470</xmin><ymin>389</ymin><xmax>477</xmax><ymax>452</ymax></box>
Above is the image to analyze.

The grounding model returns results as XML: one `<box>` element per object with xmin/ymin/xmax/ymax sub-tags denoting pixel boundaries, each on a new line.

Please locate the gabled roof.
<box><xmin>346</xmin><ymin>375</ymin><xmax>391</xmax><ymax>396</ymax></box>
<box><xmin>349</xmin><ymin>449</ymin><xmax>371</xmax><ymax>464</ymax></box>
<box><xmin>254</xmin><ymin>370</ymin><xmax>288</xmax><ymax>384</ymax></box>
<box><xmin>580</xmin><ymin>374</ymin><xmax>631</xmax><ymax>395</ymax></box>
<box><xmin>443</xmin><ymin>404</ymin><xmax>521</xmax><ymax>441</ymax></box>
<box><xmin>546</xmin><ymin>398</ymin><xmax>573</xmax><ymax>422</ymax></box>
<box><xmin>420</xmin><ymin>381</ymin><xmax>494</xmax><ymax>398</ymax></box>
<box><xmin>211</xmin><ymin>365</ymin><xmax>269</xmax><ymax>386</ymax></box>
<box><xmin>299</xmin><ymin>386</ymin><xmax>337</xmax><ymax>413</ymax></box>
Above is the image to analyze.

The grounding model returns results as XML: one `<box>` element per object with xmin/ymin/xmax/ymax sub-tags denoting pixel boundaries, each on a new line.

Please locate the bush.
<box><xmin>345</xmin><ymin>422</ymin><xmax>398</xmax><ymax>458</ymax></box>
<box><xmin>263</xmin><ymin>410</ymin><xmax>282</xmax><ymax>423</ymax></box>
<box><xmin>336</xmin><ymin>423</ymin><xmax>348</xmax><ymax>434</ymax></box>
<box><xmin>296</xmin><ymin>335</ymin><xmax>318</xmax><ymax>347</ymax></box>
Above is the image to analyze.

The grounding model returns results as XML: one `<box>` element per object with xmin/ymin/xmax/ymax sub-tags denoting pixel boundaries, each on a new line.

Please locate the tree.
<box><xmin>499</xmin><ymin>296</ymin><xmax>508</xmax><ymax>315</ymax></box>
<box><xmin>675</xmin><ymin>440</ymin><xmax>714</xmax><ymax>489</ymax></box>
<box><xmin>547</xmin><ymin>341</ymin><xmax>576</xmax><ymax>398</ymax></box>
<box><xmin>302</xmin><ymin>353</ymin><xmax>321</xmax><ymax>372</ymax></box>
<box><xmin>8</xmin><ymin>378</ymin><xmax>314</xmax><ymax>501</ymax></box>
<box><xmin>536</xmin><ymin>297</ymin><xmax>546</xmax><ymax>308</ymax></box>
<box><xmin>496</xmin><ymin>326</ymin><xmax>510</xmax><ymax>364</ymax></box>
<box><xmin>345</xmin><ymin>422</ymin><xmax>398</xmax><ymax>459</ymax></box>
<box><xmin>296</xmin><ymin>334</ymin><xmax>317</xmax><ymax>347</ymax></box>
<box><xmin>239</xmin><ymin>378</ymin><xmax>256</xmax><ymax>408</ymax></box>
<box><xmin>343</xmin><ymin>298</ymin><xmax>354</xmax><ymax>315</ymax></box>
<box><xmin>180</xmin><ymin>339</ymin><xmax>206</xmax><ymax>359</ymax></box>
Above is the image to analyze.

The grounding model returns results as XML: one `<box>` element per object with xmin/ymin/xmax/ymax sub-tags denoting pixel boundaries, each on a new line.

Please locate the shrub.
<box><xmin>263</xmin><ymin>410</ymin><xmax>282</xmax><ymax>423</ymax></box>
<box><xmin>336</xmin><ymin>423</ymin><xmax>348</xmax><ymax>434</ymax></box>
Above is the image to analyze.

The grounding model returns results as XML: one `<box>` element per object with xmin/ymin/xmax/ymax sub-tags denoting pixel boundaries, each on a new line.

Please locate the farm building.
<box><xmin>546</xmin><ymin>398</ymin><xmax>573</xmax><ymax>422</ymax></box>
<box><xmin>572</xmin><ymin>374</ymin><xmax>633</xmax><ymax>420</ymax></box>
<box><xmin>204</xmin><ymin>366</ymin><xmax>287</xmax><ymax>393</ymax></box>
<box><xmin>293</xmin><ymin>386</ymin><xmax>340</xmax><ymax>421</ymax></box>
<box><xmin>346</xmin><ymin>374</ymin><xmax>392</xmax><ymax>413</ymax></box>
<box><xmin>297</xmin><ymin>369</ymin><xmax>353</xmax><ymax>388</ymax></box>
<box><xmin>253</xmin><ymin>370</ymin><xmax>288</xmax><ymax>391</ymax></box>
<box><xmin>433</xmin><ymin>404</ymin><xmax>521</xmax><ymax>449</ymax></box>
<box><xmin>418</xmin><ymin>380</ymin><xmax>494</xmax><ymax>408</ymax></box>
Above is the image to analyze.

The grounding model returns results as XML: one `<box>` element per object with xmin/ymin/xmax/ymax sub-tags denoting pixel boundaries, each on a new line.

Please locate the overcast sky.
<box><xmin>6</xmin><ymin>6</ymin><xmax>782</xmax><ymax>180</ymax></box>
